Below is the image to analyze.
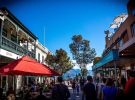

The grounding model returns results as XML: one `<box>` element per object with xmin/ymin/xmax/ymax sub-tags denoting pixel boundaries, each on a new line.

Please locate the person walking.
<box><xmin>6</xmin><ymin>87</ymin><xmax>15</xmax><ymax>100</ymax></box>
<box><xmin>97</xmin><ymin>78</ymin><xmax>106</xmax><ymax>100</ymax></box>
<box><xmin>72</xmin><ymin>79</ymin><xmax>76</xmax><ymax>94</ymax></box>
<box><xmin>76</xmin><ymin>82</ymin><xmax>80</xmax><ymax>96</ymax></box>
<box><xmin>121</xmin><ymin>75</ymin><xmax>126</xmax><ymax>89</ymax></box>
<box><xmin>52</xmin><ymin>76</ymin><xmax>70</xmax><ymax>100</ymax></box>
<box><xmin>80</xmin><ymin>77</ymin><xmax>85</xmax><ymax>91</ymax></box>
<box><xmin>36</xmin><ymin>88</ymin><xmax>48</xmax><ymax>100</ymax></box>
<box><xmin>124</xmin><ymin>71</ymin><xmax>135</xmax><ymax>100</ymax></box>
<box><xmin>102</xmin><ymin>78</ymin><xmax>118</xmax><ymax>100</ymax></box>
<box><xmin>83</xmin><ymin>76</ymin><xmax>97</xmax><ymax>100</ymax></box>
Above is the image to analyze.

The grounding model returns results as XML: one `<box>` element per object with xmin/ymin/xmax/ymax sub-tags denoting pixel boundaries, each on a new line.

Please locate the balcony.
<box><xmin>1</xmin><ymin>36</ymin><xmax>35</xmax><ymax>58</ymax></box>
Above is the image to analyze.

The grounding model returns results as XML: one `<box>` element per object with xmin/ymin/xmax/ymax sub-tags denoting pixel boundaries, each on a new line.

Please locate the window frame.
<box><xmin>38</xmin><ymin>53</ymin><xmax>40</xmax><ymax>62</ymax></box>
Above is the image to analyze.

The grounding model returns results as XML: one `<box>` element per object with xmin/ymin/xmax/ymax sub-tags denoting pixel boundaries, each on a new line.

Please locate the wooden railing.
<box><xmin>1</xmin><ymin>36</ymin><xmax>35</xmax><ymax>58</ymax></box>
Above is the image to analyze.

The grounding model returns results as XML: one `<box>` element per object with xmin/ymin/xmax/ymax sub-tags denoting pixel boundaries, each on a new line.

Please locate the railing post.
<box><xmin>26</xmin><ymin>36</ymin><xmax>29</xmax><ymax>56</ymax></box>
<box><xmin>0</xmin><ymin>19</ymin><xmax>4</xmax><ymax>90</ymax></box>
<box><xmin>16</xmin><ymin>27</ymin><xmax>19</xmax><ymax>46</ymax></box>
<box><xmin>114</xmin><ymin>61</ymin><xmax>117</xmax><ymax>86</ymax></box>
<box><xmin>0</xmin><ymin>19</ymin><xmax>4</xmax><ymax>48</ymax></box>
<box><xmin>6</xmin><ymin>76</ymin><xmax>8</xmax><ymax>91</ymax></box>
<box><xmin>34</xmin><ymin>40</ymin><xmax>36</xmax><ymax>59</ymax></box>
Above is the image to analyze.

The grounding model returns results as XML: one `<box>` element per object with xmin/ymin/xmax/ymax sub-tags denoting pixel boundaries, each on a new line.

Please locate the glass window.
<box><xmin>118</xmin><ymin>39</ymin><xmax>123</xmax><ymax>47</ymax></box>
<box><xmin>122</xmin><ymin>31</ymin><xmax>129</xmax><ymax>43</ymax></box>
<box><xmin>28</xmin><ymin>37</ymin><xmax>35</xmax><ymax>52</ymax></box>
<box><xmin>2</xmin><ymin>29</ymin><xmax>7</xmax><ymax>37</ymax></box>
<box><xmin>11</xmin><ymin>34</ymin><xmax>17</xmax><ymax>42</ymax></box>
<box><xmin>42</xmin><ymin>56</ymin><xmax>44</xmax><ymax>63</ymax></box>
<box><xmin>38</xmin><ymin>53</ymin><xmax>40</xmax><ymax>62</ymax></box>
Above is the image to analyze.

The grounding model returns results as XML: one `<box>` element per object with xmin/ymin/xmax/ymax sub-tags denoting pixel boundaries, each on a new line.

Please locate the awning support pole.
<box><xmin>0</xmin><ymin>75</ymin><xmax>2</xmax><ymax>88</ymax></box>
<box><xmin>6</xmin><ymin>76</ymin><xmax>8</xmax><ymax>91</ymax></box>
<box><xmin>114</xmin><ymin>61</ymin><xmax>117</xmax><ymax>86</ymax></box>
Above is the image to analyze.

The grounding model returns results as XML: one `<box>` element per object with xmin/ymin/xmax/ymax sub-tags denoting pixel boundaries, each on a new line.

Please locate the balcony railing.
<box><xmin>1</xmin><ymin>36</ymin><xmax>35</xmax><ymax>58</ymax></box>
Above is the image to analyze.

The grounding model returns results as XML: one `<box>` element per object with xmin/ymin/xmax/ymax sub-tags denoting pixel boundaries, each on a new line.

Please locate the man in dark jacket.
<box><xmin>83</xmin><ymin>76</ymin><xmax>97</xmax><ymax>100</ymax></box>
<box><xmin>36</xmin><ymin>88</ymin><xmax>48</xmax><ymax>100</ymax></box>
<box><xmin>52</xmin><ymin>76</ymin><xmax>70</xmax><ymax>100</ymax></box>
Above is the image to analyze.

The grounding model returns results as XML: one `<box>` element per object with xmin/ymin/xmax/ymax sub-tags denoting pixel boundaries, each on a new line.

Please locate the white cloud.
<box><xmin>72</xmin><ymin>60</ymin><xmax>93</xmax><ymax>70</ymax></box>
<box><xmin>72</xmin><ymin>60</ymin><xmax>80</xmax><ymax>69</ymax></box>
<box><xmin>86</xmin><ymin>63</ymin><xmax>93</xmax><ymax>70</ymax></box>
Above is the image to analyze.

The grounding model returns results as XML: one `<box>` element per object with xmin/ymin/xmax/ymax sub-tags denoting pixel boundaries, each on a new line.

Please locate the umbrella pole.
<box><xmin>0</xmin><ymin>75</ymin><xmax>2</xmax><ymax>88</ymax></box>
<box><xmin>13</xmin><ymin>75</ymin><xmax>16</xmax><ymax>93</ymax></box>
<box><xmin>27</xmin><ymin>76</ymin><xmax>29</xmax><ymax>85</ymax></box>
<box><xmin>6</xmin><ymin>75</ymin><xmax>8</xmax><ymax>91</ymax></box>
<box><xmin>13</xmin><ymin>76</ymin><xmax>14</xmax><ymax>90</ymax></box>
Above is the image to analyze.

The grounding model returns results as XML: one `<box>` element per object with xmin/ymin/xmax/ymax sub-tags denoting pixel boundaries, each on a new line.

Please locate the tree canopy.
<box><xmin>69</xmin><ymin>35</ymin><xmax>96</xmax><ymax>76</ymax></box>
<box><xmin>46</xmin><ymin>48</ymin><xmax>73</xmax><ymax>75</ymax></box>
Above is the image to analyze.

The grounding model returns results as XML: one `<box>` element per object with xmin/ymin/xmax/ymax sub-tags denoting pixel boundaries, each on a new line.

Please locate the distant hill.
<box><xmin>87</xmin><ymin>70</ymin><xmax>93</xmax><ymax>76</ymax></box>
<box><xmin>63</xmin><ymin>69</ymin><xmax>93</xmax><ymax>79</ymax></box>
<box><xmin>63</xmin><ymin>69</ymin><xmax>80</xmax><ymax>79</ymax></box>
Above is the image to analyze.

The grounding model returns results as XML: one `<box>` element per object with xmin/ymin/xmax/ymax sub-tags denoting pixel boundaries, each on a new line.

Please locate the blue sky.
<box><xmin>0</xmin><ymin>0</ymin><xmax>128</xmax><ymax>59</ymax></box>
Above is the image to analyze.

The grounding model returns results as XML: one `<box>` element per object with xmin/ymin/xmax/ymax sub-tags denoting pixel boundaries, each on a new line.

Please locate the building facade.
<box><xmin>0</xmin><ymin>8</ymin><xmax>37</xmax><ymax>91</ymax></box>
<box><xmin>93</xmin><ymin>0</ymin><xmax>135</xmax><ymax>79</ymax></box>
<box><xmin>36</xmin><ymin>40</ymin><xmax>51</xmax><ymax>83</ymax></box>
<box><xmin>36</xmin><ymin>40</ymin><xmax>50</xmax><ymax>65</ymax></box>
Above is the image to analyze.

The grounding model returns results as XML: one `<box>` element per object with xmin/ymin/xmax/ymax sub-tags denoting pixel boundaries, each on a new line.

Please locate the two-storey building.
<box><xmin>36</xmin><ymin>40</ymin><xmax>50</xmax><ymax>64</ymax></box>
<box><xmin>0</xmin><ymin>8</ymin><xmax>37</xmax><ymax>90</ymax></box>
<box><xmin>36</xmin><ymin>40</ymin><xmax>51</xmax><ymax>83</ymax></box>
<box><xmin>92</xmin><ymin>0</ymin><xmax>135</xmax><ymax>79</ymax></box>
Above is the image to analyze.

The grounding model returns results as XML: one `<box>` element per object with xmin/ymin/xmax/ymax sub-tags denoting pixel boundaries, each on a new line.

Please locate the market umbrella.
<box><xmin>42</xmin><ymin>64</ymin><xmax>60</xmax><ymax>76</ymax></box>
<box><xmin>0</xmin><ymin>55</ymin><xmax>59</xmax><ymax>76</ymax></box>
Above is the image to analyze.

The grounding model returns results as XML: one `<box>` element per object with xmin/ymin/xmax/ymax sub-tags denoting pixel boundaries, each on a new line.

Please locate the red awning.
<box><xmin>42</xmin><ymin>64</ymin><xmax>60</xmax><ymax>76</ymax></box>
<box><xmin>0</xmin><ymin>55</ymin><xmax>60</xmax><ymax>76</ymax></box>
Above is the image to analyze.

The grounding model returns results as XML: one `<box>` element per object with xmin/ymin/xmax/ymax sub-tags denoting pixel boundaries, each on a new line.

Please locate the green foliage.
<box><xmin>46</xmin><ymin>54</ymin><xmax>56</xmax><ymax>67</ymax></box>
<box><xmin>46</xmin><ymin>48</ymin><xmax>73</xmax><ymax>75</ymax></box>
<box><xmin>81</xmin><ymin>68</ymin><xmax>88</xmax><ymax>77</ymax></box>
<box><xmin>69</xmin><ymin>35</ymin><xmax>96</xmax><ymax>76</ymax></box>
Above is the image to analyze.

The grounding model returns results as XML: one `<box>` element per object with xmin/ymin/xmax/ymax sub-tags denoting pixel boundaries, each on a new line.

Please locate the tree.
<box><xmin>46</xmin><ymin>48</ymin><xmax>73</xmax><ymax>75</ymax></box>
<box><xmin>46</xmin><ymin>54</ymin><xmax>56</xmax><ymax>69</ymax></box>
<box><xmin>69</xmin><ymin>35</ymin><xmax>96</xmax><ymax>77</ymax></box>
<box><xmin>93</xmin><ymin>57</ymin><xmax>101</xmax><ymax>64</ymax></box>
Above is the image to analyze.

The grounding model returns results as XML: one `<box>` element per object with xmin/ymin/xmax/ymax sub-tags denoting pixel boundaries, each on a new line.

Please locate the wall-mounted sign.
<box><xmin>0</xmin><ymin>49</ymin><xmax>21</xmax><ymax>59</ymax></box>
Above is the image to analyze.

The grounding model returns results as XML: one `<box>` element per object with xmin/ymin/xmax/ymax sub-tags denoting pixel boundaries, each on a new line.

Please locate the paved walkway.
<box><xmin>68</xmin><ymin>86</ymin><xmax>82</xmax><ymax>100</ymax></box>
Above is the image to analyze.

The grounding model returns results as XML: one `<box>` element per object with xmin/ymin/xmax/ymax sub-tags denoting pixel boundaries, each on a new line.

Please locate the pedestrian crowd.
<box><xmin>0</xmin><ymin>70</ymin><xmax>135</xmax><ymax>100</ymax></box>
<box><xmin>70</xmin><ymin>70</ymin><xmax>135</xmax><ymax>100</ymax></box>
<box><xmin>0</xmin><ymin>77</ymin><xmax>70</xmax><ymax>100</ymax></box>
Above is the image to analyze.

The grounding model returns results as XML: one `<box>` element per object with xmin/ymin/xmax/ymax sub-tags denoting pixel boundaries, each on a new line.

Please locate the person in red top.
<box><xmin>124</xmin><ymin>71</ymin><xmax>135</xmax><ymax>100</ymax></box>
